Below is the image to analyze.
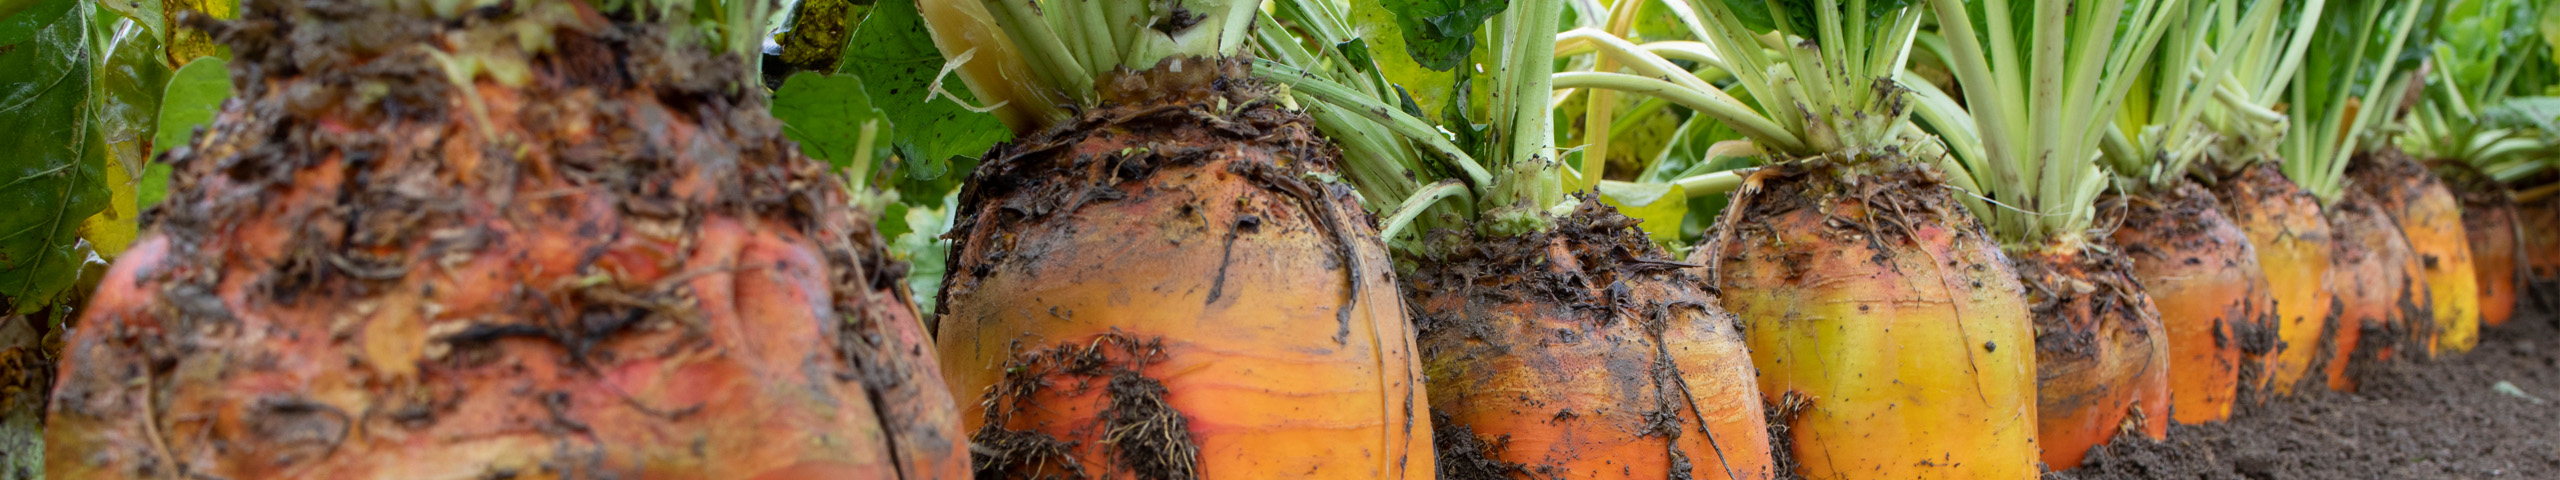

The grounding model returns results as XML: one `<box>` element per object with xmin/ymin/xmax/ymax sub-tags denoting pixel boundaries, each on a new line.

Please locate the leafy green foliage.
<box><xmin>776</xmin><ymin>0</ymin><xmax>1009</xmax><ymax>315</ymax></box>
<box><xmin>1631</xmin><ymin>0</ymin><xmax>1688</xmax><ymax>41</ymax></box>
<box><xmin>1726</xmin><ymin>0</ymin><xmax>1919</xmax><ymax>39</ymax></box>
<box><xmin>2480</xmin><ymin>96</ymin><xmax>2560</xmax><ymax>136</ymax></box>
<box><xmin>1721</xmin><ymin>0</ymin><xmax>1787</xmax><ymax>34</ymax></box>
<box><xmin>0</xmin><ymin>0</ymin><xmax>108</xmax><ymax>313</ymax></box>
<box><xmin>151</xmin><ymin>56</ymin><xmax>228</xmax><ymax>159</ymax></box>
<box><xmin>890</xmin><ymin>191</ymin><xmax>956</xmax><ymax>318</ymax></box>
<box><xmin>2542</xmin><ymin>0</ymin><xmax>2560</xmax><ymax>63</ymax></box>
<box><xmin>1594</xmin><ymin>181</ymin><xmax>1687</xmax><ymax>246</ymax></box>
<box><xmin>830</xmin><ymin>0</ymin><xmax>1008</xmax><ymax>201</ymax></box>
<box><xmin>1379</xmin><ymin>0</ymin><xmax>1503</xmax><ymax>71</ymax></box>
<box><xmin>82</xmin><ymin>14</ymin><xmax>174</xmax><ymax>259</ymax></box>
<box><xmin>771</xmin><ymin>72</ymin><xmax>895</xmax><ymax>175</ymax></box>
<box><xmin>1652</xmin><ymin>115</ymin><xmax>1756</xmax><ymax>242</ymax></box>
<box><xmin>141</xmin><ymin>18</ymin><xmax>233</xmax><ymax>220</ymax></box>
<box><xmin>2432</xmin><ymin>0</ymin><xmax>2539</xmax><ymax>98</ymax></box>
<box><xmin>93</xmin><ymin>0</ymin><xmax>164</xmax><ymax>45</ymax></box>
<box><xmin>2305</xmin><ymin>0</ymin><xmax>2433</xmax><ymax>113</ymax></box>
<box><xmin>1348</xmin><ymin>0</ymin><xmax>1465</xmax><ymax>116</ymax></box>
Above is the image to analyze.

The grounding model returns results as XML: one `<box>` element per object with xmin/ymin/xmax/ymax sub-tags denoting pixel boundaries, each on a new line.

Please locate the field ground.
<box><xmin>2055</xmin><ymin>288</ymin><xmax>2560</xmax><ymax>479</ymax></box>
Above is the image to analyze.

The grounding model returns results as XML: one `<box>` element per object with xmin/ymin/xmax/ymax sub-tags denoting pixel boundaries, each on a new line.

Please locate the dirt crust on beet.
<box><xmin>43</xmin><ymin>1</ymin><xmax>963</xmax><ymax>477</ymax></box>
<box><xmin>2050</xmin><ymin>309</ymin><xmax>2560</xmax><ymax>479</ymax></box>
<box><xmin>1402</xmin><ymin>196</ymin><xmax>1712</xmax><ymax>335</ymax></box>
<box><xmin>930</xmin><ymin>55</ymin><xmax>1429</xmax><ymax>480</ymax></box>
<box><xmin>971</xmin><ymin>332</ymin><xmax>1200</xmax><ymax>480</ymax></box>
<box><xmin>935</xmin><ymin>57</ymin><xmax>1366</xmax><ymax>335</ymax></box>
<box><xmin>1403</xmin><ymin>195</ymin><xmax>1773</xmax><ymax>480</ymax></box>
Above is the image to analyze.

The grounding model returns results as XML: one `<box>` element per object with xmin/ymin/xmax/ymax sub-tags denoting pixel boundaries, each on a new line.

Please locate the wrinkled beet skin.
<box><xmin>1409</xmin><ymin>200</ymin><xmax>1774</xmax><ymax>480</ymax></box>
<box><xmin>45</xmin><ymin>2</ymin><xmax>966</xmax><ymax>478</ymax></box>
<box><xmin>2106</xmin><ymin>183</ymin><xmax>2272</xmax><ymax>424</ymax></box>
<box><xmin>2323</xmin><ymin>194</ymin><xmax>2426</xmax><ymax>392</ymax></box>
<box><xmin>2431</xmin><ymin>162</ymin><xmax>2524</xmax><ymax>328</ymax></box>
<box><xmin>2209</xmin><ymin>164</ymin><xmax>2335</xmax><ymax>400</ymax></box>
<box><xmin>2014</xmin><ymin>245</ymin><xmax>2171</xmax><ymax>471</ymax></box>
<box><xmin>2351</xmin><ymin>149</ymin><xmax>2479</xmax><ymax>354</ymax></box>
<box><xmin>934</xmin><ymin>59</ymin><xmax>1433</xmax><ymax>480</ymax></box>
<box><xmin>2526</xmin><ymin>200</ymin><xmax>2560</xmax><ymax>284</ymax></box>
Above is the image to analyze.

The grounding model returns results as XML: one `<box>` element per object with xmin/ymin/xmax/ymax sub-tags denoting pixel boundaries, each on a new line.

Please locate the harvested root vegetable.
<box><xmin>2456</xmin><ymin>192</ymin><xmax>2524</xmax><ymax>329</ymax></box>
<box><xmin>916</xmin><ymin>0</ymin><xmax>1434</xmax><ymax>475</ymax></box>
<box><xmin>1559</xmin><ymin>0</ymin><xmax>2046</xmax><ymax>474</ymax></box>
<box><xmin>1919</xmin><ymin>0</ymin><xmax>2179</xmax><ymax>465</ymax></box>
<box><xmin>934</xmin><ymin>60</ymin><xmax>1430</xmax><ymax>479</ymax></box>
<box><xmin>2522</xmin><ymin>199</ymin><xmax>2560</xmax><ymax>311</ymax></box>
<box><xmin>1701</xmin><ymin>162</ymin><xmax>2039</xmax><ymax>480</ymax></box>
<box><xmin>2426</xmin><ymin>150</ymin><xmax>2529</xmax><ymax>329</ymax></box>
<box><xmin>2527</xmin><ymin>200</ymin><xmax>2560</xmax><ymax>283</ymax></box>
<box><xmin>2013</xmin><ymin>241</ymin><xmax>2171</xmax><ymax>469</ymax></box>
<box><xmin>2323</xmin><ymin>193</ymin><xmax>2428</xmax><ymax>392</ymax></box>
<box><xmin>2212</xmin><ymin>164</ymin><xmax>2336</xmax><ymax>399</ymax></box>
<box><xmin>2434</xmin><ymin>164</ymin><xmax>2524</xmax><ymax>328</ymax></box>
<box><xmin>2353</xmin><ymin>150</ymin><xmax>2480</xmax><ymax>354</ymax></box>
<box><xmin>1412</xmin><ymin>200</ymin><xmax>1772</xmax><ymax>480</ymax></box>
<box><xmin>44</xmin><ymin>1</ymin><xmax>967</xmax><ymax>478</ymax></box>
<box><xmin>2106</xmin><ymin>183</ymin><xmax>2273</xmax><ymax>424</ymax></box>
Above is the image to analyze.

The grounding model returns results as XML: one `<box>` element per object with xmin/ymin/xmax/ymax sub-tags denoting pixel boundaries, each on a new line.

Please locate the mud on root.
<box><xmin>973</xmin><ymin>332</ymin><xmax>1199</xmax><ymax>480</ymax></box>
<box><xmin>1430</xmin><ymin>409</ymin><xmax>1528</xmax><ymax>480</ymax></box>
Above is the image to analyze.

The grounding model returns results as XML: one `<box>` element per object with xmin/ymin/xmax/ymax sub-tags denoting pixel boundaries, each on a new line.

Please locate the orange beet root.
<box><xmin>2323</xmin><ymin>192</ymin><xmax>2427</xmax><ymax>391</ymax></box>
<box><xmin>2014</xmin><ymin>243</ymin><xmax>2170</xmax><ymax>470</ymax></box>
<box><xmin>2433</xmin><ymin>163</ymin><xmax>2524</xmax><ymax>328</ymax></box>
<box><xmin>2211</xmin><ymin>164</ymin><xmax>2335</xmax><ymax>400</ymax></box>
<box><xmin>2526</xmin><ymin>199</ymin><xmax>2560</xmax><ymax>283</ymax></box>
<box><xmin>934</xmin><ymin>61</ymin><xmax>1432</xmax><ymax>480</ymax></box>
<box><xmin>2107</xmin><ymin>183</ymin><xmax>2272</xmax><ymax>424</ymax></box>
<box><xmin>1412</xmin><ymin>200</ymin><xmax>1773</xmax><ymax>480</ymax></box>
<box><xmin>2354</xmin><ymin>150</ymin><xmax>2479</xmax><ymax>354</ymax></box>
<box><xmin>1701</xmin><ymin>163</ymin><xmax>2039</xmax><ymax>480</ymax></box>
<box><xmin>46</xmin><ymin>2</ymin><xmax>966</xmax><ymax>478</ymax></box>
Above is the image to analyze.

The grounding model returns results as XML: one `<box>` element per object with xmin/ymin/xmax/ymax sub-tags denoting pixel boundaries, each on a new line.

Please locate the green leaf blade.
<box><xmin>1594</xmin><ymin>181</ymin><xmax>1688</xmax><ymax>246</ymax></box>
<box><xmin>830</xmin><ymin>0</ymin><xmax>1009</xmax><ymax>200</ymax></box>
<box><xmin>771</xmin><ymin>71</ymin><xmax>895</xmax><ymax>173</ymax></box>
<box><xmin>0</xmin><ymin>0</ymin><xmax>110</xmax><ymax>313</ymax></box>
<box><xmin>1380</xmin><ymin>0</ymin><xmax>1503</xmax><ymax>71</ymax></box>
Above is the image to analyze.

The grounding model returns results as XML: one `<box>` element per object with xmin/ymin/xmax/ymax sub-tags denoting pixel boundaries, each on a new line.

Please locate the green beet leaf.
<box><xmin>0</xmin><ymin>0</ymin><xmax>110</xmax><ymax>313</ymax></box>
<box><xmin>832</xmin><ymin>0</ymin><xmax>1009</xmax><ymax>201</ymax></box>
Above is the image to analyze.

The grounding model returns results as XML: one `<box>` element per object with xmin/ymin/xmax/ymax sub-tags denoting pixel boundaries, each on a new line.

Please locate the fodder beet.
<box><xmin>44</xmin><ymin>1</ymin><xmax>966</xmax><ymax>478</ymax></box>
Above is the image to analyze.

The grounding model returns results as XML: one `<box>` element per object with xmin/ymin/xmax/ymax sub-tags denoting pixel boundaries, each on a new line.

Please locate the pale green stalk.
<box><xmin>1379</xmin><ymin>180</ymin><xmax>1473</xmax><ymax>241</ymax></box>
<box><xmin>1927</xmin><ymin>0</ymin><xmax>2183</xmax><ymax>246</ymax></box>
<box><xmin>978</xmin><ymin>0</ymin><xmax>1093</xmax><ymax>102</ymax></box>
<box><xmin>1251</xmin><ymin>11</ymin><xmax>1421</xmax><ymax>211</ymax></box>
<box><xmin>1551</xmin><ymin>72</ymin><xmax>1803</xmax><ymax>152</ymax></box>
<box><xmin>1486</xmin><ymin>0</ymin><xmax>1567</xmax><ymax>212</ymax></box>
<box><xmin>2491</xmin><ymin>159</ymin><xmax>2552</xmax><ymax>182</ymax></box>
<box><xmin>2281</xmin><ymin>0</ymin><xmax>2422</xmax><ymax>204</ymax></box>
<box><xmin>1252</xmin><ymin>61</ymin><xmax>1496</xmax><ymax>190</ymax></box>
<box><xmin>943</xmin><ymin>0</ymin><xmax>1264</xmax><ymax>132</ymax></box>
<box><xmin>2108</xmin><ymin>0</ymin><xmax>2265</xmax><ymax>193</ymax></box>
<box><xmin>2397</xmin><ymin>2</ymin><xmax>2552</xmax><ymax>174</ymax></box>
<box><xmin>1578</xmin><ymin>0</ymin><xmax>1642</xmax><ymax>185</ymax></box>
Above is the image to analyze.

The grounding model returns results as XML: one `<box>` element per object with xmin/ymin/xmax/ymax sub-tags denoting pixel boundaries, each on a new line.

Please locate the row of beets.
<box><xmin>35</xmin><ymin>1</ymin><xmax>2560</xmax><ymax>479</ymax></box>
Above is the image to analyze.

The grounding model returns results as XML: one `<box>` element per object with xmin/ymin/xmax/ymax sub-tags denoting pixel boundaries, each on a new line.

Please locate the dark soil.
<box><xmin>972</xmin><ymin>332</ymin><xmax>1201</xmax><ymax>480</ymax></box>
<box><xmin>2049</xmin><ymin>309</ymin><xmax>2560</xmax><ymax>479</ymax></box>
<box><xmin>1430</xmin><ymin>410</ymin><xmax>1529</xmax><ymax>480</ymax></box>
